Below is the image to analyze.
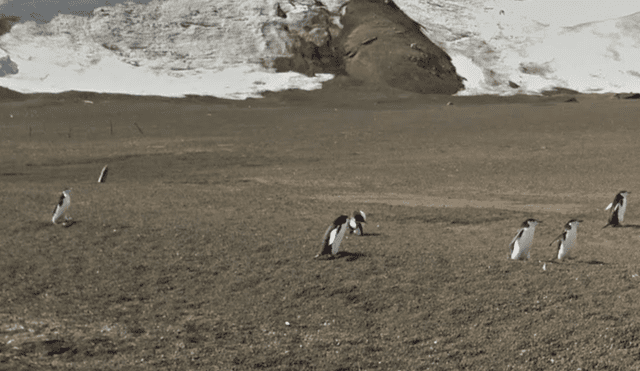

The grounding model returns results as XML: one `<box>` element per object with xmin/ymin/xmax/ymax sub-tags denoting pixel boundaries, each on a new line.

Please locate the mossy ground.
<box><xmin>2</xmin><ymin>90</ymin><xmax>640</xmax><ymax>370</ymax></box>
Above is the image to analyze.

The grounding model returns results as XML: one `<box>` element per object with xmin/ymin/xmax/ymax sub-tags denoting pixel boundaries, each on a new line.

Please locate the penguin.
<box><xmin>98</xmin><ymin>165</ymin><xmax>108</xmax><ymax>183</ymax></box>
<box><xmin>349</xmin><ymin>210</ymin><xmax>366</xmax><ymax>236</ymax></box>
<box><xmin>509</xmin><ymin>219</ymin><xmax>541</xmax><ymax>260</ymax></box>
<box><xmin>315</xmin><ymin>211</ymin><xmax>366</xmax><ymax>258</ymax></box>
<box><xmin>604</xmin><ymin>191</ymin><xmax>629</xmax><ymax>228</ymax></box>
<box><xmin>549</xmin><ymin>219</ymin><xmax>582</xmax><ymax>260</ymax></box>
<box><xmin>52</xmin><ymin>189</ymin><xmax>71</xmax><ymax>224</ymax></box>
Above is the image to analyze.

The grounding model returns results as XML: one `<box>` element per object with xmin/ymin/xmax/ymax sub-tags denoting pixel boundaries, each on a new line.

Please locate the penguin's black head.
<box><xmin>352</xmin><ymin>210</ymin><xmax>366</xmax><ymax>223</ymax></box>
<box><xmin>614</xmin><ymin>191</ymin><xmax>629</xmax><ymax>202</ymax></box>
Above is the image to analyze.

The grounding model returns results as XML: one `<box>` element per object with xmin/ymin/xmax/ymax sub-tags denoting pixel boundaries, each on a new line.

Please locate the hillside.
<box><xmin>0</xmin><ymin>0</ymin><xmax>639</xmax><ymax>97</ymax></box>
<box><xmin>0</xmin><ymin>0</ymin><xmax>463</xmax><ymax>98</ymax></box>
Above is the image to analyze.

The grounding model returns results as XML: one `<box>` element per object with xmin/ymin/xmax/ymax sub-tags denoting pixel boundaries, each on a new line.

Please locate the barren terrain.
<box><xmin>2</xmin><ymin>83</ymin><xmax>640</xmax><ymax>369</ymax></box>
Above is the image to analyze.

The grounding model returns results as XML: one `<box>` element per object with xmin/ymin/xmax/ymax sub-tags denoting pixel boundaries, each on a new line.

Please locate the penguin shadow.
<box><xmin>334</xmin><ymin>251</ymin><xmax>366</xmax><ymax>261</ymax></box>
<box><xmin>61</xmin><ymin>220</ymin><xmax>77</xmax><ymax>228</ymax></box>
<box><xmin>617</xmin><ymin>224</ymin><xmax>640</xmax><ymax>229</ymax></box>
<box><xmin>537</xmin><ymin>258</ymin><xmax>606</xmax><ymax>265</ymax></box>
<box><xmin>582</xmin><ymin>260</ymin><xmax>606</xmax><ymax>265</ymax></box>
<box><xmin>360</xmin><ymin>232</ymin><xmax>381</xmax><ymax>237</ymax></box>
<box><xmin>30</xmin><ymin>220</ymin><xmax>76</xmax><ymax>231</ymax></box>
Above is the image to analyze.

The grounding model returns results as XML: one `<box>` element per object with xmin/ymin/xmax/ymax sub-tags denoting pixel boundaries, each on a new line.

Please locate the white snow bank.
<box><xmin>399</xmin><ymin>0</ymin><xmax>640</xmax><ymax>95</ymax></box>
<box><xmin>0</xmin><ymin>32</ymin><xmax>332</xmax><ymax>98</ymax></box>
<box><xmin>0</xmin><ymin>0</ymin><xmax>334</xmax><ymax>99</ymax></box>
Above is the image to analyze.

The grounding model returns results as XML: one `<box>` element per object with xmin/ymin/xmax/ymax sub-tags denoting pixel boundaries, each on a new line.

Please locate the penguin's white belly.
<box><xmin>557</xmin><ymin>241</ymin><xmax>568</xmax><ymax>260</ymax></box>
<box><xmin>510</xmin><ymin>240</ymin><xmax>520</xmax><ymax>260</ymax></box>
<box><xmin>619</xmin><ymin>202</ymin><xmax>627</xmax><ymax>222</ymax></box>
<box><xmin>330</xmin><ymin>224</ymin><xmax>347</xmax><ymax>255</ymax></box>
<box><xmin>511</xmin><ymin>232</ymin><xmax>534</xmax><ymax>260</ymax></box>
<box><xmin>329</xmin><ymin>229</ymin><xmax>338</xmax><ymax>245</ymax></box>
<box><xmin>52</xmin><ymin>198</ymin><xmax>70</xmax><ymax>224</ymax></box>
<box><xmin>511</xmin><ymin>240</ymin><xmax>526</xmax><ymax>260</ymax></box>
<box><xmin>557</xmin><ymin>234</ymin><xmax>577</xmax><ymax>260</ymax></box>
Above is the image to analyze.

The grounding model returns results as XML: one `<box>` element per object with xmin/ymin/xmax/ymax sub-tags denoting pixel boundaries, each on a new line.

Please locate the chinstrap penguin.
<box><xmin>604</xmin><ymin>191</ymin><xmax>629</xmax><ymax>228</ymax></box>
<box><xmin>315</xmin><ymin>211</ymin><xmax>366</xmax><ymax>258</ymax></box>
<box><xmin>509</xmin><ymin>219</ymin><xmax>541</xmax><ymax>260</ymax></box>
<box><xmin>52</xmin><ymin>189</ymin><xmax>72</xmax><ymax>224</ymax></box>
<box><xmin>550</xmin><ymin>219</ymin><xmax>582</xmax><ymax>260</ymax></box>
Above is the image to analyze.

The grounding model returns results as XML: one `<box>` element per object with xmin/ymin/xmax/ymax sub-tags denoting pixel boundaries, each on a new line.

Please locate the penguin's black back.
<box><xmin>332</xmin><ymin>215</ymin><xmax>349</xmax><ymax>226</ymax></box>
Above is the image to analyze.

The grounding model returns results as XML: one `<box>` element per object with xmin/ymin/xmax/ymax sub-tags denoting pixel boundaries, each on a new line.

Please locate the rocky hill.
<box><xmin>0</xmin><ymin>0</ymin><xmax>464</xmax><ymax>96</ymax></box>
<box><xmin>338</xmin><ymin>0</ymin><xmax>462</xmax><ymax>94</ymax></box>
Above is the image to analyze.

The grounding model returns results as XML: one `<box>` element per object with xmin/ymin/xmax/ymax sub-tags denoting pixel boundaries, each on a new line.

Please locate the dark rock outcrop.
<box><xmin>265</xmin><ymin>3</ymin><xmax>344</xmax><ymax>76</ymax></box>
<box><xmin>0</xmin><ymin>86</ymin><xmax>25</xmax><ymax>100</ymax></box>
<box><xmin>0</xmin><ymin>16</ymin><xmax>20</xmax><ymax>36</ymax></box>
<box><xmin>612</xmin><ymin>93</ymin><xmax>640</xmax><ymax>99</ymax></box>
<box><xmin>269</xmin><ymin>0</ymin><xmax>464</xmax><ymax>94</ymax></box>
<box><xmin>336</xmin><ymin>0</ymin><xmax>463</xmax><ymax>94</ymax></box>
<box><xmin>541</xmin><ymin>87</ymin><xmax>580</xmax><ymax>96</ymax></box>
<box><xmin>0</xmin><ymin>51</ymin><xmax>18</xmax><ymax>77</ymax></box>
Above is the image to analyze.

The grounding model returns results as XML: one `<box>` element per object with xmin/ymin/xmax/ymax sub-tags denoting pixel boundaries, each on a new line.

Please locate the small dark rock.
<box><xmin>361</xmin><ymin>36</ymin><xmax>377</xmax><ymax>45</ymax></box>
<box><xmin>542</xmin><ymin>87</ymin><xmax>580</xmax><ymax>96</ymax></box>
<box><xmin>276</xmin><ymin>3</ymin><xmax>287</xmax><ymax>19</ymax></box>
<box><xmin>0</xmin><ymin>16</ymin><xmax>19</xmax><ymax>36</ymax></box>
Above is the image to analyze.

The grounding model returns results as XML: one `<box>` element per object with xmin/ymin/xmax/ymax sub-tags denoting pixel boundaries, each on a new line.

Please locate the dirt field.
<box><xmin>2</xmin><ymin>83</ymin><xmax>640</xmax><ymax>370</ymax></box>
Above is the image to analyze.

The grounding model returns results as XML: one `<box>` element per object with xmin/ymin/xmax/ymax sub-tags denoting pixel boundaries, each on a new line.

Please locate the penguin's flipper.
<box><xmin>509</xmin><ymin>228</ymin><xmax>524</xmax><ymax>255</ymax></box>
<box><xmin>605</xmin><ymin>203</ymin><xmax>613</xmax><ymax>211</ymax></box>
<box><xmin>554</xmin><ymin>232</ymin><xmax>567</xmax><ymax>259</ymax></box>
<box><xmin>549</xmin><ymin>232</ymin><xmax>565</xmax><ymax>246</ymax></box>
<box><xmin>316</xmin><ymin>224</ymin><xmax>336</xmax><ymax>257</ymax></box>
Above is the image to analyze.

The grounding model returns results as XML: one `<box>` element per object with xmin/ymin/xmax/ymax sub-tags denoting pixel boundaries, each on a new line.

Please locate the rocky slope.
<box><xmin>338</xmin><ymin>0</ymin><xmax>463</xmax><ymax>94</ymax></box>
<box><xmin>0</xmin><ymin>0</ymin><xmax>463</xmax><ymax>96</ymax></box>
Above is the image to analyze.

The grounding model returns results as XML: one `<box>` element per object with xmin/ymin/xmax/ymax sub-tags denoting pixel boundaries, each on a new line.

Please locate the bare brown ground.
<box><xmin>2</xmin><ymin>84</ymin><xmax>640</xmax><ymax>369</ymax></box>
